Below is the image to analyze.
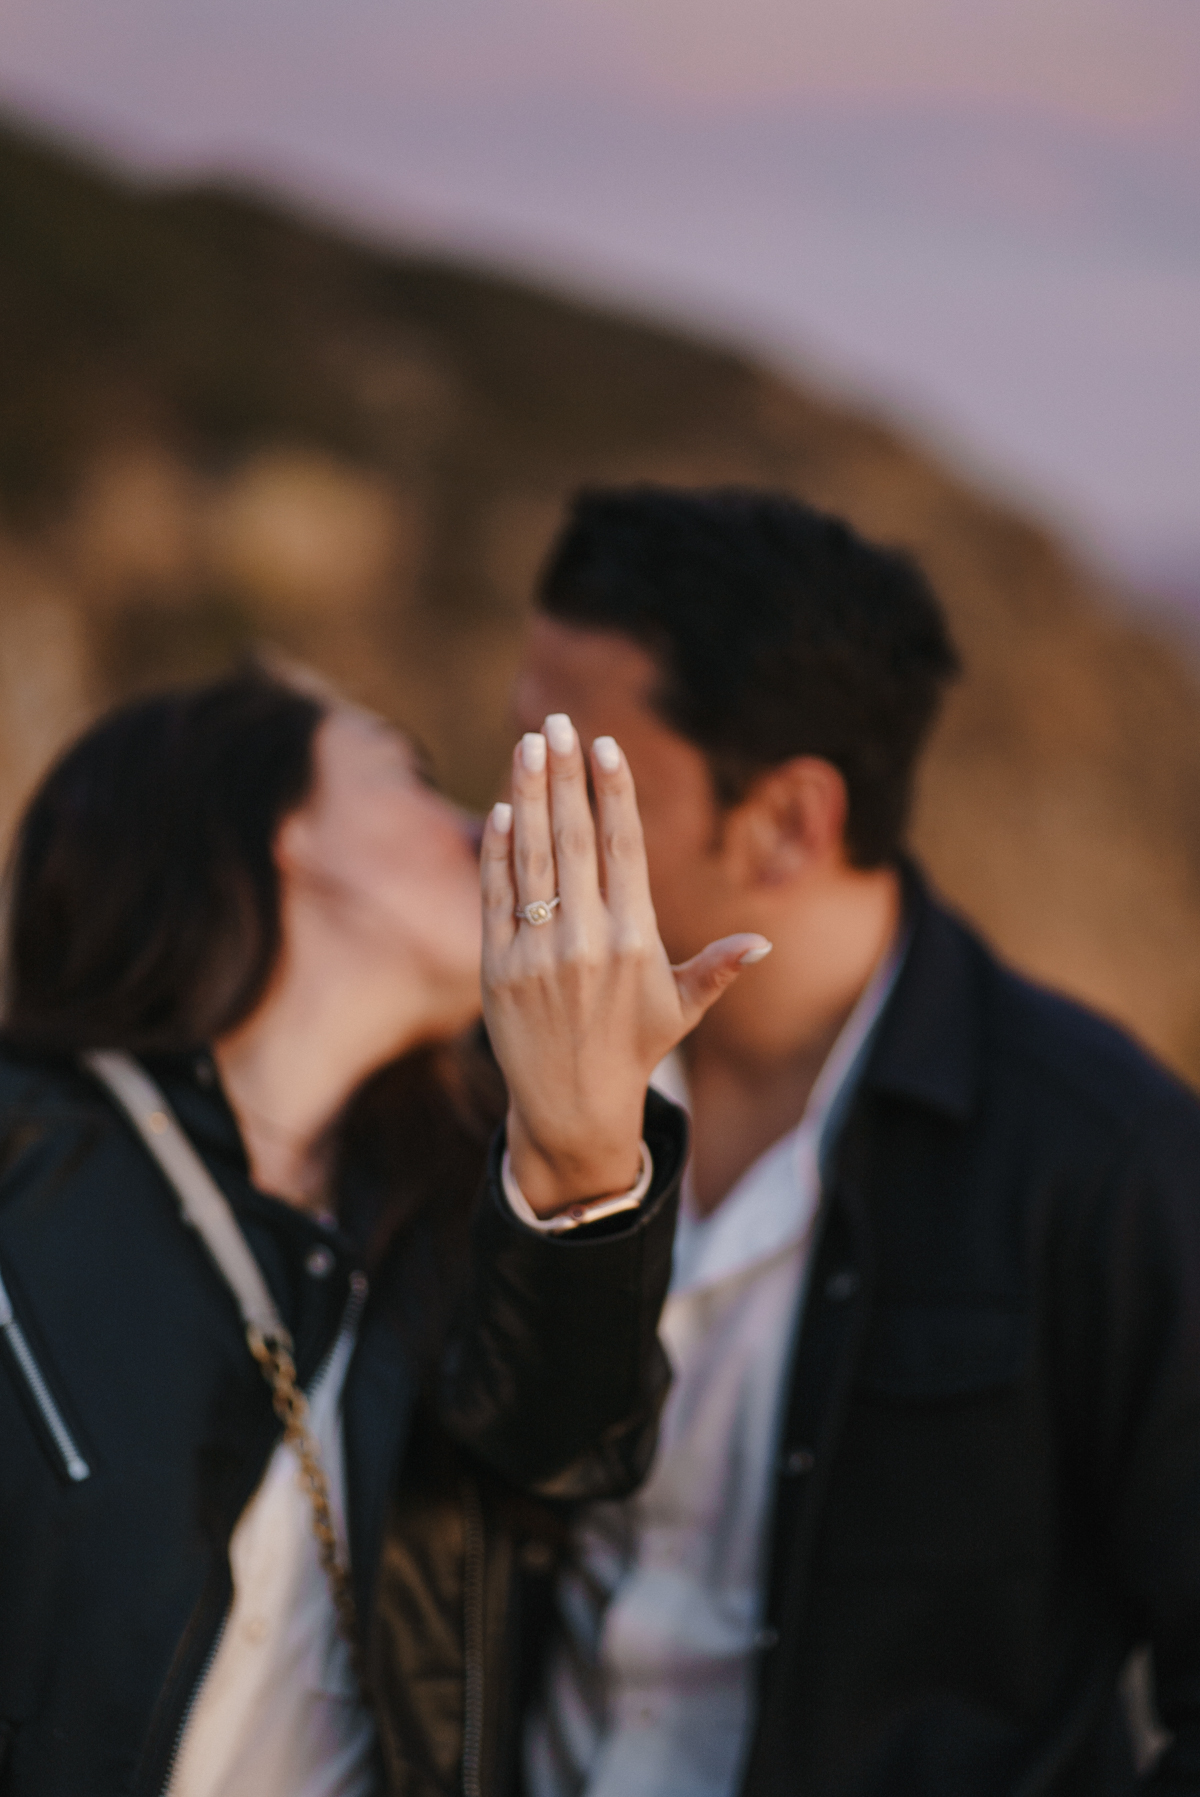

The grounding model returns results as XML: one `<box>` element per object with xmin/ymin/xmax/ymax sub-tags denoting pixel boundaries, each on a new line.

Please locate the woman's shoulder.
<box><xmin>0</xmin><ymin>1043</ymin><xmax>113</xmax><ymax>1215</ymax></box>
<box><xmin>0</xmin><ymin>1038</ymin><xmax>101</xmax><ymax>1117</ymax></box>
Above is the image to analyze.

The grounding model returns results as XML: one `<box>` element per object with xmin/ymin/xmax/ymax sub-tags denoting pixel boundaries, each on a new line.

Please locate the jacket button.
<box><xmin>305</xmin><ymin>1245</ymin><xmax>335</xmax><ymax>1278</ymax></box>
<box><xmin>824</xmin><ymin>1268</ymin><xmax>861</xmax><ymax>1301</ymax></box>
<box><xmin>753</xmin><ymin>1626</ymin><xmax>780</xmax><ymax>1651</ymax></box>
<box><xmin>781</xmin><ymin>1447</ymin><xmax>815</xmax><ymax>1476</ymax></box>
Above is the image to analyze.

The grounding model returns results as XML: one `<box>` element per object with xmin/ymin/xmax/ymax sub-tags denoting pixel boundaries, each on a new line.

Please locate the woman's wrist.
<box><xmin>502</xmin><ymin>1141</ymin><xmax>654</xmax><ymax>1233</ymax></box>
<box><xmin>505</xmin><ymin>1106</ymin><xmax>645</xmax><ymax>1218</ymax></box>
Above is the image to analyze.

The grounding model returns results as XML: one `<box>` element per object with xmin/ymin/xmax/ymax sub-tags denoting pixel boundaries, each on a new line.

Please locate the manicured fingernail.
<box><xmin>544</xmin><ymin>713</ymin><xmax>575</xmax><ymax>755</ymax></box>
<box><xmin>593</xmin><ymin>736</ymin><xmax>620</xmax><ymax>772</ymax></box>
<box><xmin>491</xmin><ymin>801</ymin><xmax>513</xmax><ymax>834</ymax></box>
<box><xmin>739</xmin><ymin>940</ymin><xmax>773</xmax><ymax>965</ymax></box>
<box><xmin>520</xmin><ymin>732</ymin><xmax>547</xmax><ymax>773</ymax></box>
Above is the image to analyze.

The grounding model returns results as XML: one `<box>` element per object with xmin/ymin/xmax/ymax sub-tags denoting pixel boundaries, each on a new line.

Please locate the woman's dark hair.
<box><xmin>5</xmin><ymin>669</ymin><xmax>326</xmax><ymax>1051</ymax></box>
<box><xmin>538</xmin><ymin>485</ymin><xmax>962</xmax><ymax>867</ymax></box>
<box><xmin>3</xmin><ymin>670</ymin><xmax>504</xmax><ymax>1303</ymax></box>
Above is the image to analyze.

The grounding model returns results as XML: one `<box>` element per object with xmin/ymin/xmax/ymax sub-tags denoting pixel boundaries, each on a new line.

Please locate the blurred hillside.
<box><xmin>3</xmin><ymin>114</ymin><xmax>1200</xmax><ymax>1081</ymax></box>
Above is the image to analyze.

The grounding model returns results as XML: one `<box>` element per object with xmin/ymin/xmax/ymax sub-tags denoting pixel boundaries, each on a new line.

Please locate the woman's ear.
<box><xmin>736</xmin><ymin>756</ymin><xmax>849</xmax><ymax>888</ymax></box>
<box><xmin>272</xmin><ymin>808</ymin><xmax>311</xmax><ymax>880</ymax></box>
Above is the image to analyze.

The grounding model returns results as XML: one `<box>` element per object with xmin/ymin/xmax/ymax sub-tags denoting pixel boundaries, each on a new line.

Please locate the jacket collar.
<box><xmin>0</xmin><ymin>1040</ymin><xmax>249</xmax><ymax>1171</ymax></box>
<box><xmin>141</xmin><ymin>1049</ymin><xmax>251</xmax><ymax>1175</ymax></box>
<box><xmin>860</xmin><ymin>861</ymin><xmax>983</xmax><ymax>1121</ymax></box>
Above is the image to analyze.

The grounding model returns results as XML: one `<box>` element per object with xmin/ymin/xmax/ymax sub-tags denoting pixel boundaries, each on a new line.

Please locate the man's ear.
<box><xmin>736</xmin><ymin>757</ymin><xmax>849</xmax><ymax>887</ymax></box>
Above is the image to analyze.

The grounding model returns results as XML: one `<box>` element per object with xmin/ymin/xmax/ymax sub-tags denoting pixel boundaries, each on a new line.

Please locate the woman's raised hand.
<box><xmin>481</xmin><ymin>714</ymin><xmax>771</xmax><ymax>1218</ymax></box>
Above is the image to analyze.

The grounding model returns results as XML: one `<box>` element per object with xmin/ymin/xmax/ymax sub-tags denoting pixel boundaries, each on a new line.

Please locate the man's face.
<box><xmin>512</xmin><ymin>616</ymin><xmax>739</xmax><ymax>963</ymax></box>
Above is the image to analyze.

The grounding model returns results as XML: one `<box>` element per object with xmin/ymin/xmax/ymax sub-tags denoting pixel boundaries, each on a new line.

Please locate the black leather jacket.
<box><xmin>0</xmin><ymin>1048</ymin><xmax>684</xmax><ymax>1796</ymax></box>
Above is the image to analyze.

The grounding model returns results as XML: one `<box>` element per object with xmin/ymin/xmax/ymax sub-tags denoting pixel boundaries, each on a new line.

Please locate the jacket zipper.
<box><xmin>307</xmin><ymin>1269</ymin><xmax>368</xmax><ymax>1398</ymax></box>
<box><xmin>156</xmin><ymin>1270</ymin><xmax>369</xmax><ymax>1795</ymax></box>
<box><xmin>461</xmin><ymin>1475</ymin><xmax>486</xmax><ymax>1797</ymax></box>
<box><xmin>0</xmin><ymin>1266</ymin><xmax>90</xmax><ymax>1482</ymax></box>
<box><xmin>155</xmin><ymin>1613</ymin><xmax>227</xmax><ymax>1796</ymax></box>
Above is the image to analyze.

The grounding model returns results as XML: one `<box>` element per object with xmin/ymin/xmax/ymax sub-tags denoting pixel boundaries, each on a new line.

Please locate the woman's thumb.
<box><xmin>672</xmin><ymin>934</ymin><xmax>773</xmax><ymax>1031</ymax></box>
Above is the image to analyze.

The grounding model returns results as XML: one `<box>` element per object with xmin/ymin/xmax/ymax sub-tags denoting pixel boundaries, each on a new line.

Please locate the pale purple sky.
<box><xmin>2</xmin><ymin>0</ymin><xmax>1198</xmax><ymax>593</ymax></box>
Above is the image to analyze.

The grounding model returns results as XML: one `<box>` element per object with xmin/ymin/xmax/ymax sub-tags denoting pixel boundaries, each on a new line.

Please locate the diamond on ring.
<box><xmin>514</xmin><ymin>896</ymin><xmax>561</xmax><ymax>926</ymax></box>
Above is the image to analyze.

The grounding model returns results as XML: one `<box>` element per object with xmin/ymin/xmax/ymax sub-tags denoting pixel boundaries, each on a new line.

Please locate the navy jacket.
<box><xmin>741</xmin><ymin>872</ymin><xmax>1200</xmax><ymax>1795</ymax></box>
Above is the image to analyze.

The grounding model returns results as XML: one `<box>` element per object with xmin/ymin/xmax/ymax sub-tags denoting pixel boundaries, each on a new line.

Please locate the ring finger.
<box><xmin>511</xmin><ymin>731</ymin><xmax>558</xmax><ymax>922</ymax></box>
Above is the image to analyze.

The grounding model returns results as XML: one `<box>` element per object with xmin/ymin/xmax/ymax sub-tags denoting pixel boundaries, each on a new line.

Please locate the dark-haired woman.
<box><xmin>0</xmin><ymin>675</ymin><xmax>767</xmax><ymax>1797</ymax></box>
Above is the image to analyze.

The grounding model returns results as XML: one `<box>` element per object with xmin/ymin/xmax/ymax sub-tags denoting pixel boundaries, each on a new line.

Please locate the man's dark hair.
<box><xmin>537</xmin><ymin>486</ymin><xmax>961</xmax><ymax>867</ymax></box>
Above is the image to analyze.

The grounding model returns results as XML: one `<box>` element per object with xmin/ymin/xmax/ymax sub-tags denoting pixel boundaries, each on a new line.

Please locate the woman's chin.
<box><xmin>417</xmin><ymin>971</ymin><xmax>483</xmax><ymax>1047</ymax></box>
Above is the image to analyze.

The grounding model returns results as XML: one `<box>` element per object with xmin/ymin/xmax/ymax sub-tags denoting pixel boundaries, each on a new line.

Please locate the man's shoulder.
<box><xmin>874</xmin><ymin>874</ymin><xmax>1197</xmax><ymax>1152</ymax></box>
<box><xmin>958</xmin><ymin>908</ymin><xmax>1199</xmax><ymax>1146</ymax></box>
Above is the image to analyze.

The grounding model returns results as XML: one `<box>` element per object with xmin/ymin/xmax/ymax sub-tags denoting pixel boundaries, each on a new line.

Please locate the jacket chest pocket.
<box><xmin>824</xmin><ymin>1304</ymin><xmax>1040</xmax><ymax>1574</ymax></box>
<box><xmin>0</xmin><ymin>1263</ymin><xmax>92</xmax><ymax>1485</ymax></box>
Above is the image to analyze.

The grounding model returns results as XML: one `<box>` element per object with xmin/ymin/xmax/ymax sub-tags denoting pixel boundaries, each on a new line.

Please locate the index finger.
<box><xmin>590</xmin><ymin>736</ymin><xmax>655</xmax><ymax>927</ymax></box>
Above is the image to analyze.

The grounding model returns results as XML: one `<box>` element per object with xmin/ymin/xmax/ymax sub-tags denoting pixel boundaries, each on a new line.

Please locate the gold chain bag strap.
<box><xmin>82</xmin><ymin>1049</ymin><xmax>363</xmax><ymax>1670</ymax></box>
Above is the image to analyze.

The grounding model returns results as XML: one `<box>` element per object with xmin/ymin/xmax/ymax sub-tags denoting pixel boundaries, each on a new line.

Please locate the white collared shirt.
<box><xmin>526</xmin><ymin>941</ymin><xmax>904</xmax><ymax>1797</ymax></box>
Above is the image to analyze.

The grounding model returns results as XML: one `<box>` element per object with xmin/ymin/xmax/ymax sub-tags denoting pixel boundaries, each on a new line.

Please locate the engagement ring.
<box><xmin>514</xmin><ymin>896</ymin><xmax>561</xmax><ymax>926</ymax></box>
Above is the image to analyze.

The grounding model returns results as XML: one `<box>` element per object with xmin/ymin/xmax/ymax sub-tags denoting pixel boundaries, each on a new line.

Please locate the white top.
<box><xmin>525</xmin><ymin>940</ymin><xmax>904</xmax><ymax>1797</ymax></box>
<box><xmin>165</xmin><ymin>1320</ymin><xmax>377</xmax><ymax>1797</ymax></box>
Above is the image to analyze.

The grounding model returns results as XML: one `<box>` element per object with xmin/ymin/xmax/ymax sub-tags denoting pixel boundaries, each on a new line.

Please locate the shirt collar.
<box><xmin>658</xmin><ymin>929</ymin><xmax>908</xmax><ymax>1296</ymax></box>
<box><xmin>860</xmin><ymin>862</ymin><xmax>982</xmax><ymax>1120</ymax></box>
